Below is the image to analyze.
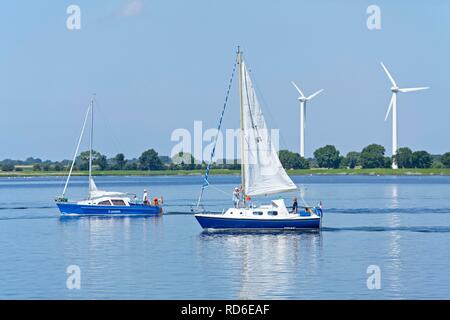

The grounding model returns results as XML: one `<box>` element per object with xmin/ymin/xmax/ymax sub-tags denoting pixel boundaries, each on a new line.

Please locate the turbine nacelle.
<box><xmin>381</xmin><ymin>62</ymin><xmax>430</xmax><ymax>120</ymax></box>
<box><xmin>291</xmin><ymin>81</ymin><xmax>323</xmax><ymax>104</ymax></box>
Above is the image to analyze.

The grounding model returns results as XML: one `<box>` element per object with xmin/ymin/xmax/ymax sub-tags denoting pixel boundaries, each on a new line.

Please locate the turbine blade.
<box><xmin>306</xmin><ymin>89</ymin><xmax>324</xmax><ymax>100</ymax></box>
<box><xmin>291</xmin><ymin>81</ymin><xmax>305</xmax><ymax>99</ymax></box>
<box><xmin>380</xmin><ymin>62</ymin><xmax>397</xmax><ymax>87</ymax></box>
<box><xmin>399</xmin><ymin>87</ymin><xmax>430</xmax><ymax>93</ymax></box>
<box><xmin>384</xmin><ymin>94</ymin><xmax>395</xmax><ymax>121</ymax></box>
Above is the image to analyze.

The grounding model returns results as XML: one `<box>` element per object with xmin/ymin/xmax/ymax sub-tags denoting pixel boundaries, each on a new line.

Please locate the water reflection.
<box><xmin>386</xmin><ymin>184</ymin><xmax>403</xmax><ymax>297</ymax></box>
<box><xmin>58</xmin><ymin>215</ymin><xmax>163</xmax><ymax>255</ymax></box>
<box><xmin>198</xmin><ymin>230</ymin><xmax>322</xmax><ymax>299</ymax></box>
<box><xmin>388</xmin><ymin>184</ymin><xmax>399</xmax><ymax>209</ymax></box>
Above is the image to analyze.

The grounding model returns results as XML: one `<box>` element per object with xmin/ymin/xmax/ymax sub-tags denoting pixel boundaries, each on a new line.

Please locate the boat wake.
<box><xmin>326</xmin><ymin>207</ymin><xmax>450</xmax><ymax>215</ymax></box>
<box><xmin>0</xmin><ymin>205</ymin><xmax>54</xmax><ymax>210</ymax></box>
<box><xmin>322</xmin><ymin>226</ymin><xmax>450</xmax><ymax>233</ymax></box>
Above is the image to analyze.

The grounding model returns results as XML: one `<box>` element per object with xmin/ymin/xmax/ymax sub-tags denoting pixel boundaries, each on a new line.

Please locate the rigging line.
<box><xmin>209</xmin><ymin>184</ymin><xmax>233</xmax><ymax>197</ymax></box>
<box><xmin>61</xmin><ymin>102</ymin><xmax>91</xmax><ymax>198</ymax></box>
<box><xmin>196</xmin><ymin>59</ymin><xmax>238</xmax><ymax>207</ymax></box>
<box><xmin>58</xmin><ymin>152</ymin><xmax>75</xmax><ymax>190</ymax></box>
<box><xmin>92</xmin><ymin>96</ymin><xmax>124</xmax><ymax>158</ymax></box>
<box><xmin>299</xmin><ymin>185</ymin><xmax>310</xmax><ymax>208</ymax></box>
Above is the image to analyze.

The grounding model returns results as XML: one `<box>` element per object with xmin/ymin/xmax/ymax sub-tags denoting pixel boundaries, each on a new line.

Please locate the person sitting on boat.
<box><xmin>291</xmin><ymin>197</ymin><xmax>298</xmax><ymax>213</ymax></box>
<box><xmin>233</xmin><ymin>187</ymin><xmax>241</xmax><ymax>208</ymax></box>
<box><xmin>143</xmin><ymin>189</ymin><xmax>149</xmax><ymax>205</ymax></box>
<box><xmin>245</xmin><ymin>195</ymin><xmax>252</xmax><ymax>208</ymax></box>
<box><xmin>153</xmin><ymin>197</ymin><xmax>159</xmax><ymax>206</ymax></box>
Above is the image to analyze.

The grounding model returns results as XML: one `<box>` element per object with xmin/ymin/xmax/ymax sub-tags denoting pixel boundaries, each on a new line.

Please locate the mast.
<box><xmin>88</xmin><ymin>96</ymin><xmax>94</xmax><ymax>198</ymax></box>
<box><xmin>237</xmin><ymin>47</ymin><xmax>245</xmax><ymax>196</ymax></box>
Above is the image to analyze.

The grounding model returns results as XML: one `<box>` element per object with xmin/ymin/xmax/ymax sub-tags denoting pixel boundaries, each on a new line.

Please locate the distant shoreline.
<box><xmin>1</xmin><ymin>168</ymin><xmax>450</xmax><ymax>178</ymax></box>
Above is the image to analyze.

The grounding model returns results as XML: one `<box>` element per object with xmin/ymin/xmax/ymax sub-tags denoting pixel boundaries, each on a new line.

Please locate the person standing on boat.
<box><xmin>233</xmin><ymin>187</ymin><xmax>241</xmax><ymax>208</ymax></box>
<box><xmin>143</xmin><ymin>189</ymin><xmax>149</xmax><ymax>205</ymax></box>
<box><xmin>291</xmin><ymin>197</ymin><xmax>298</xmax><ymax>213</ymax></box>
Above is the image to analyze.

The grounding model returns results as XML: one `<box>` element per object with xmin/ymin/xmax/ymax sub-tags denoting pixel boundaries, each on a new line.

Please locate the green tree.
<box><xmin>124</xmin><ymin>162</ymin><xmax>138</xmax><ymax>170</ymax></box>
<box><xmin>431</xmin><ymin>161</ymin><xmax>445</xmax><ymax>169</ymax></box>
<box><xmin>360</xmin><ymin>144</ymin><xmax>386</xmax><ymax>168</ymax></box>
<box><xmin>394</xmin><ymin>147</ymin><xmax>413</xmax><ymax>168</ymax></box>
<box><xmin>298</xmin><ymin>157</ymin><xmax>310</xmax><ymax>169</ymax></box>
<box><xmin>412</xmin><ymin>151</ymin><xmax>432</xmax><ymax>168</ymax></box>
<box><xmin>384</xmin><ymin>156</ymin><xmax>393</xmax><ymax>168</ymax></box>
<box><xmin>313</xmin><ymin>145</ymin><xmax>341</xmax><ymax>169</ymax></box>
<box><xmin>441</xmin><ymin>152</ymin><xmax>450</xmax><ymax>168</ymax></box>
<box><xmin>33</xmin><ymin>163</ymin><xmax>42</xmax><ymax>171</ymax></box>
<box><xmin>345</xmin><ymin>151</ymin><xmax>360</xmax><ymax>169</ymax></box>
<box><xmin>139</xmin><ymin>149</ymin><xmax>164</xmax><ymax>170</ymax></box>
<box><xmin>112</xmin><ymin>153</ymin><xmax>127</xmax><ymax>170</ymax></box>
<box><xmin>1</xmin><ymin>163</ymin><xmax>15</xmax><ymax>171</ymax></box>
<box><xmin>278</xmin><ymin>150</ymin><xmax>310</xmax><ymax>169</ymax></box>
<box><xmin>97</xmin><ymin>155</ymin><xmax>108</xmax><ymax>170</ymax></box>
<box><xmin>53</xmin><ymin>163</ymin><xmax>63</xmax><ymax>171</ymax></box>
<box><xmin>77</xmin><ymin>150</ymin><xmax>107</xmax><ymax>171</ymax></box>
<box><xmin>171</xmin><ymin>152</ymin><xmax>198</xmax><ymax>170</ymax></box>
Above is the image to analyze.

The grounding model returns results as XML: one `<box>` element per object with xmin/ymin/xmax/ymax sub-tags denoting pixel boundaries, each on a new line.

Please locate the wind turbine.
<box><xmin>291</xmin><ymin>81</ymin><xmax>323</xmax><ymax>158</ymax></box>
<box><xmin>380</xmin><ymin>62</ymin><xmax>429</xmax><ymax>169</ymax></box>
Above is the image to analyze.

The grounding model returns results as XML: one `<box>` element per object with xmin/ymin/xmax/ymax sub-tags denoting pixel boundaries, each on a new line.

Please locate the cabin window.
<box><xmin>98</xmin><ymin>200</ymin><xmax>112</xmax><ymax>206</ymax></box>
<box><xmin>268</xmin><ymin>211</ymin><xmax>278</xmax><ymax>216</ymax></box>
<box><xmin>253</xmin><ymin>211</ymin><xmax>263</xmax><ymax>216</ymax></box>
<box><xmin>111</xmin><ymin>199</ymin><xmax>126</xmax><ymax>206</ymax></box>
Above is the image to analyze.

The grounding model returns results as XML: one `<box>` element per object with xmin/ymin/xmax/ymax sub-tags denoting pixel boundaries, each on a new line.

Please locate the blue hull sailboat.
<box><xmin>55</xmin><ymin>97</ymin><xmax>162</xmax><ymax>216</ymax></box>
<box><xmin>57</xmin><ymin>201</ymin><xmax>161</xmax><ymax>216</ymax></box>
<box><xmin>194</xmin><ymin>49</ymin><xmax>322</xmax><ymax>230</ymax></box>
<box><xmin>195</xmin><ymin>201</ymin><xmax>322</xmax><ymax>230</ymax></box>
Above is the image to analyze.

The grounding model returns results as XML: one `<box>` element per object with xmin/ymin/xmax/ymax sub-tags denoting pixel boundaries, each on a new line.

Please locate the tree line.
<box><xmin>280</xmin><ymin>145</ymin><xmax>450</xmax><ymax>170</ymax></box>
<box><xmin>2</xmin><ymin>145</ymin><xmax>450</xmax><ymax>172</ymax></box>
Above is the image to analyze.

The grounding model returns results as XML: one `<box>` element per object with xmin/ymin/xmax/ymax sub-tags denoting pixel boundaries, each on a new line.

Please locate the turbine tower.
<box><xmin>380</xmin><ymin>62</ymin><xmax>429</xmax><ymax>169</ymax></box>
<box><xmin>291</xmin><ymin>81</ymin><xmax>323</xmax><ymax>158</ymax></box>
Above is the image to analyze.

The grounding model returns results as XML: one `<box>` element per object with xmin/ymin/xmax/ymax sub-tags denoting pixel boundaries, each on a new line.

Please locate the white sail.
<box><xmin>89</xmin><ymin>177</ymin><xmax>98</xmax><ymax>192</ymax></box>
<box><xmin>88</xmin><ymin>177</ymin><xmax>127</xmax><ymax>199</ymax></box>
<box><xmin>240</xmin><ymin>61</ymin><xmax>297</xmax><ymax>196</ymax></box>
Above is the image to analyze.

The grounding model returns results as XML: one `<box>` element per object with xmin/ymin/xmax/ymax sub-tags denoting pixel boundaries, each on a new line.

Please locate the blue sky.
<box><xmin>0</xmin><ymin>0</ymin><xmax>449</xmax><ymax>160</ymax></box>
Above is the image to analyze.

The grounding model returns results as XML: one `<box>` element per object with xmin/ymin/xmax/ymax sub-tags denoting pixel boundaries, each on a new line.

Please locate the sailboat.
<box><xmin>194</xmin><ymin>49</ymin><xmax>322</xmax><ymax>230</ymax></box>
<box><xmin>55</xmin><ymin>97</ymin><xmax>162</xmax><ymax>216</ymax></box>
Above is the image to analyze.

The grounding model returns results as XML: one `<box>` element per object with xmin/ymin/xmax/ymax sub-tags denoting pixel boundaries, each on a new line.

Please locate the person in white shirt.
<box><xmin>232</xmin><ymin>187</ymin><xmax>241</xmax><ymax>208</ymax></box>
<box><xmin>143</xmin><ymin>189</ymin><xmax>149</xmax><ymax>205</ymax></box>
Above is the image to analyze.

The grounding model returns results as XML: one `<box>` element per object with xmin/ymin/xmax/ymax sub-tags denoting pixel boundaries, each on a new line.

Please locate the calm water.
<box><xmin>0</xmin><ymin>175</ymin><xmax>449</xmax><ymax>299</ymax></box>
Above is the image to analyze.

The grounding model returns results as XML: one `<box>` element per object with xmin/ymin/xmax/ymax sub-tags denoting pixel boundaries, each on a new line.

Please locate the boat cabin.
<box><xmin>78</xmin><ymin>196</ymin><xmax>133</xmax><ymax>207</ymax></box>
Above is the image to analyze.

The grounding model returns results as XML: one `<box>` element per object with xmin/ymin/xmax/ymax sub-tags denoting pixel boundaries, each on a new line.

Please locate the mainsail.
<box><xmin>89</xmin><ymin>177</ymin><xmax>126</xmax><ymax>199</ymax></box>
<box><xmin>240</xmin><ymin>60</ymin><xmax>297</xmax><ymax>196</ymax></box>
